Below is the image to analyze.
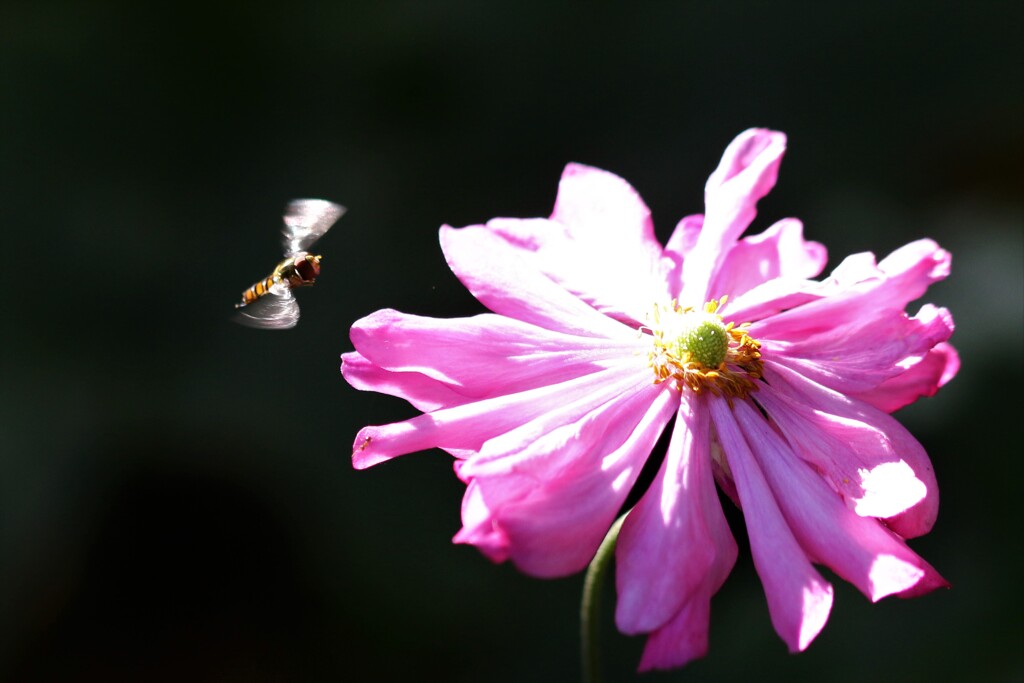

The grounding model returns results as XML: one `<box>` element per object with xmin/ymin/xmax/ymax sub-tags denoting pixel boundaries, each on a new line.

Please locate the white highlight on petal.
<box><xmin>610</xmin><ymin>467</ymin><xmax>633</xmax><ymax>493</ymax></box>
<box><xmin>852</xmin><ymin>460</ymin><xmax>927</xmax><ymax>519</ymax></box>
<box><xmin>797</xmin><ymin>582</ymin><xmax>834</xmax><ymax>651</ymax></box>
<box><xmin>868</xmin><ymin>554</ymin><xmax>926</xmax><ymax>602</ymax></box>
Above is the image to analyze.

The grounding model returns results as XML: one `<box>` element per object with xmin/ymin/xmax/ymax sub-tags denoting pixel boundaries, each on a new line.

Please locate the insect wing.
<box><xmin>234</xmin><ymin>285</ymin><xmax>301</xmax><ymax>329</ymax></box>
<box><xmin>282</xmin><ymin>199</ymin><xmax>345</xmax><ymax>257</ymax></box>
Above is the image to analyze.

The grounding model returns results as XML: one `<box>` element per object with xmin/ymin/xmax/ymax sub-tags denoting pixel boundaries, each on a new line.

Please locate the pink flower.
<box><xmin>341</xmin><ymin>129</ymin><xmax>960</xmax><ymax>670</ymax></box>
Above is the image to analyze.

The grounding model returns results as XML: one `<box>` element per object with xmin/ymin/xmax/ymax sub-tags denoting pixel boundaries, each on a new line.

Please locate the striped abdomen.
<box><xmin>237</xmin><ymin>274</ymin><xmax>279</xmax><ymax>307</ymax></box>
<box><xmin>236</xmin><ymin>253</ymin><xmax>322</xmax><ymax>308</ymax></box>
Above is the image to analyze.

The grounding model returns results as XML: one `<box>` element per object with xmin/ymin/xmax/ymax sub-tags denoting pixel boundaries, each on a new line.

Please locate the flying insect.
<box><xmin>234</xmin><ymin>199</ymin><xmax>345</xmax><ymax>329</ymax></box>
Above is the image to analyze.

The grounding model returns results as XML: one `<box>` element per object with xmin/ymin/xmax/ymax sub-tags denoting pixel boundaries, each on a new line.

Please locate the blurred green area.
<box><xmin>1</xmin><ymin>2</ymin><xmax>1021</xmax><ymax>681</ymax></box>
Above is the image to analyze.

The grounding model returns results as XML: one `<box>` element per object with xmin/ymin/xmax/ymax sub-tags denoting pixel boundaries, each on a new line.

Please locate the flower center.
<box><xmin>668</xmin><ymin>312</ymin><xmax>730</xmax><ymax>368</ymax></box>
<box><xmin>647</xmin><ymin>297</ymin><xmax>763</xmax><ymax>398</ymax></box>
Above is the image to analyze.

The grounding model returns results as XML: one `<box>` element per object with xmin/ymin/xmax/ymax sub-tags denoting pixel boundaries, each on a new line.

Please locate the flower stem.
<box><xmin>580</xmin><ymin>512</ymin><xmax>628</xmax><ymax>683</ymax></box>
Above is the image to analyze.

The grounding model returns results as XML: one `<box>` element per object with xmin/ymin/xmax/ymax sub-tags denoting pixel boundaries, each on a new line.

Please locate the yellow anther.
<box><xmin>646</xmin><ymin>299</ymin><xmax>764</xmax><ymax>399</ymax></box>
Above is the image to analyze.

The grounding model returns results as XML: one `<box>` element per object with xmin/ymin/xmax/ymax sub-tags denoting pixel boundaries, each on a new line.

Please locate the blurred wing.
<box><xmin>234</xmin><ymin>285</ymin><xmax>301</xmax><ymax>330</ymax></box>
<box><xmin>282</xmin><ymin>199</ymin><xmax>346</xmax><ymax>256</ymax></box>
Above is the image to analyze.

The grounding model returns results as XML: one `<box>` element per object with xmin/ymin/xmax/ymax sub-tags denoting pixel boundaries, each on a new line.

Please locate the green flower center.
<box><xmin>647</xmin><ymin>298</ymin><xmax>764</xmax><ymax>398</ymax></box>
<box><xmin>670</xmin><ymin>313</ymin><xmax>730</xmax><ymax>369</ymax></box>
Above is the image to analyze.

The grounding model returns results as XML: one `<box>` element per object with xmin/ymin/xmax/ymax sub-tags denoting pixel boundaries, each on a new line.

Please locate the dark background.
<box><xmin>2</xmin><ymin>3</ymin><xmax>1021</xmax><ymax>681</ymax></box>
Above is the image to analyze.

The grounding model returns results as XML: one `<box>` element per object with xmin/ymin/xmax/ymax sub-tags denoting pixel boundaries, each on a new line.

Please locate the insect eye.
<box><xmin>295</xmin><ymin>257</ymin><xmax>320</xmax><ymax>281</ymax></box>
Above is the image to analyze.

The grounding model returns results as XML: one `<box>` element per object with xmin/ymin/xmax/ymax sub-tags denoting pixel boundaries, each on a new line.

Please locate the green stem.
<box><xmin>580</xmin><ymin>512</ymin><xmax>628</xmax><ymax>683</ymax></box>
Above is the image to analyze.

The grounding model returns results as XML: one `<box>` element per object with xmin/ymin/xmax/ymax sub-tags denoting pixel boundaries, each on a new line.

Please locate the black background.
<box><xmin>2</xmin><ymin>3</ymin><xmax>1021</xmax><ymax>681</ymax></box>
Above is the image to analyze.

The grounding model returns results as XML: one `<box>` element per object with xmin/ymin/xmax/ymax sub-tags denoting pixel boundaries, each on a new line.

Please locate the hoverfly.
<box><xmin>234</xmin><ymin>199</ymin><xmax>346</xmax><ymax>329</ymax></box>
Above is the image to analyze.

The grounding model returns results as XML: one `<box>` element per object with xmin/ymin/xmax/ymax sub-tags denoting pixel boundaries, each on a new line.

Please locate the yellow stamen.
<box><xmin>647</xmin><ymin>297</ymin><xmax>763</xmax><ymax>399</ymax></box>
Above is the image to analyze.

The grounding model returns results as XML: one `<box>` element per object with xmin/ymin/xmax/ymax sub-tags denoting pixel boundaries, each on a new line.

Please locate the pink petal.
<box><xmin>718</xmin><ymin>277</ymin><xmax>826</xmax><ymax>324</ymax></box>
<box><xmin>661</xmin><ymin>214</ymin><xmax>704</xmax><ymax>301</ymax></box>
<box><xmin>829</xmin><ymin>251</ymin><xmax>884</xmax><ymax>283</ymax></box>
<box><xmin>711</xmin><ymin>218</ymin><xmax>828</xmax><ymax>300</ymax></box>
<box><xmin>528</xmin><ymin>163</ymin><xmax>668</xmax><ymax>322</ymax></box>
<box><xmin>626</xmin><ymin>401</ymin><xmax>741</xmax><ymax>671</ymax></box>
<box><xmin>730</xmin><ymin>399</ymin><xmax>948</xmax><ymax>601</ymax></box>
<box><xmin>455</xmin><ymin>383</ymin><xmax>678</xmax><ymax>577</ymax></box>
<box><xmin>627</xmin><ymin>401</ymin><xmax>739</xmax><ymax>672</ymax></box>
<box><xmin>750</xmin><ymin>240</ymin><xmax>952</xmax><ymax>342</ymax></box>
<box><xmin>456</xmin><ymin>479</ymin><xmax>509</xmax><ymax>563</ymax></box>
<box><xmin>756</xmin><ymin>367</ymin><xmax>899</xmax><ymax>498</ymax></box>
<box><xmin>757</xmin><ymin>361</ymin><xmax>939</xmax><ymax>537</ymax></box>
<box><xmin>615</xmin><ymin>395</ymin><xmax>737</xmax><ymax>634</ymax></box>
<box><xmin>341</xmin><ymin>350</ymin><xmax>463</xmax><ymax>412</ymax></box>
<box><xmin>351</xmin><ymin>362</ymin><xmax>648</xmax><ymax>469</ymax></box>
<box><xmin>636</xmin><ymin>593</ymin><xmax>713</xmax><ymax>672</ymax></box>
<box><xmin>758</xmin><ymin>303</ymin><xmax>955</xmax><ymax>396</ymax></box>
<box><xmin>486</xmin><ymin>216</ymin><xmax>669</xmax><ymax>325</ymax></box>
<box><xmin>681</xmin><ymin>129</ymin><xmax>788</xmax><ymax>306</ymax></box>
<box><xmin>725</xmin><ymin>250</ymin><xmax>883</xmax><ymax>324</ymax></box>
<box><xmin>851</xmin><ymin>342</ymin><xmax>961</xmax><ymax>413</ymax></box>
<box><xmin>457</xmin><ymin>367</ymin><xmax>656</xmax><ymax>478</ymax></box>
<box><xmin>440</xmin><ymin>223</ymin><xmax>636</xmax><ymax>338</ymax></box>
<box><xmin>878</xmin><ymin>238</ymin><xmax>952</xmax><ymax>298</ymax></box>
<box><xmin>551</xmin><ymin>163</ymin><xmax>662</xmax><ymax>256</ymax></box>
<box><xmin>453</xmin><ymin>164</ymin><xmax>674</xmax><ymax>325</ymax></box>
<box><xmin>710</xmin><ymin>397</ymin><xmax>834</xmax><ymax>653</ymax></box>
<box><xmin>348</xmin><ymin>308</ymin><xmax>642</xmax><ymax>407</ymax></box>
